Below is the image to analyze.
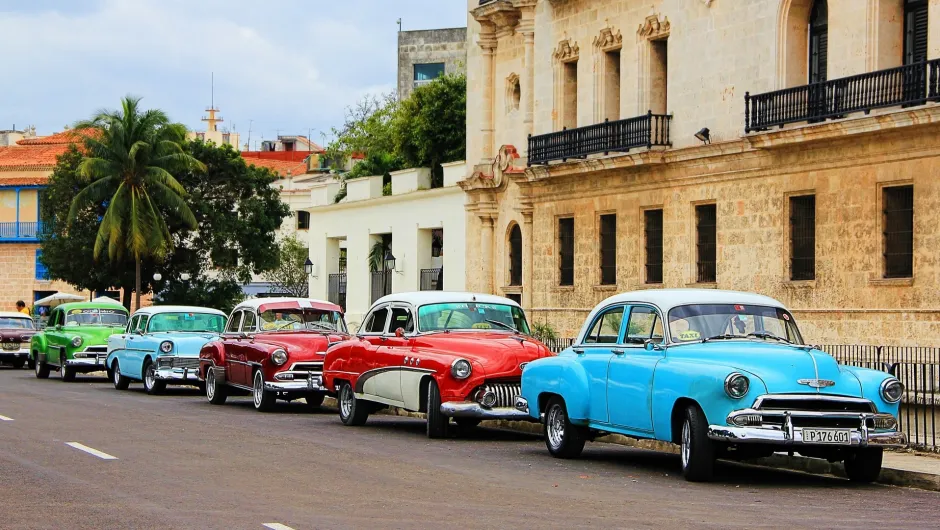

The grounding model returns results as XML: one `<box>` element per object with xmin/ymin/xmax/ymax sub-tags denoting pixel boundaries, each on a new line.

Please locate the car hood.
<box><xmin>62</xmin><ymin>326</ymin><xmax>125</xmax><ymax>343</ymax></box>
<box><xmin>0</xmin><ymin>328</ymin><xmax>34</xmax><ymax>342</ymax></box>
<box><xmin>253</xmin><ymin>332</ymin><xmax>338</xmax><ymax>359</ymax></box>
<box><xmin>153</xmin><ymin>333</ymin><xmax>220</xmax><ymax>357</ymax></box>
<box><xmin>415</xmin><ymin>331</ymin><xmax>551</xmax><ymax>378</ymax></box>
<box><xmin>669</xmin><ymin>341</ymin><xmax>863</xmax><ymax>397</ymax></box>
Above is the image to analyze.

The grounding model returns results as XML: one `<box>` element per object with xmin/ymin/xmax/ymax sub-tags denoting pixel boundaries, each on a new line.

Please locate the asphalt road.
<box><xmin>0</xmin><ymin>368</ymin><xmax>938</xmax><ymax>530</ymax></box>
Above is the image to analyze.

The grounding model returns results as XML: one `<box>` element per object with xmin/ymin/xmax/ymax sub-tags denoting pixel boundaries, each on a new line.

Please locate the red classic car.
<box><xmin>320</xmin><ymin>292</ymin><xmax>553</xmax><ymax>437</ymax></box>
<box><xmin>0</xmin><ymin>311</ymin><xmax>35</xmax><ymax>368</ymax></box>
<box><xmin>198</xmin><ymin>298</ymin><xmax>349</xmax><ymax>412</ymax></box>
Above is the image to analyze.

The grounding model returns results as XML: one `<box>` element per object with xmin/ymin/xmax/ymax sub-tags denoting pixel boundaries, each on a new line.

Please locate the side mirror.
<box><xmin>395</xmin><ymin>327</ymin><xmax>405</xmax><ymax>338</ymax></box>
<box><xmin>55</xmin><ymin>325</ymin><xmax>62</xmax><ymax>331</ymax></box>
<box><xmin>644</xmin><ymin>339</ymin><xmax>663</xmax><ymax>351</ymax></box>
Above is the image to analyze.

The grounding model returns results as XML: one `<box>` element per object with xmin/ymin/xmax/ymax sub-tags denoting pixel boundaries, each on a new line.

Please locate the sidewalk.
<box><xmin>754</xmin><ymin>450</ymin><xmax>940</xmax><ymax>491</ymax></box>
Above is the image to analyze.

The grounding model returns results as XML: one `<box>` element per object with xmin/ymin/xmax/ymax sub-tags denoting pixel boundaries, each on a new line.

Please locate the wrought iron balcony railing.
<box><xmin>528</xmin><ymin>112</ymin><xmax>672</xmax><ymax>166</ymax></box>
<box><xmin>0</xmin><ymin>221</ymin><xmax>43</xmax><ymax>242</ymax></box>
<box><xmin>745</xmin><ymin>58</ymin><xmax>940</xmax><ymax>133</ymax></box>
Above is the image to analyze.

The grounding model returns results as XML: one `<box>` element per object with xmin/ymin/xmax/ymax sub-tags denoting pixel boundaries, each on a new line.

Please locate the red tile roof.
<box><xmin>242</xmin><ymin>156</ymin><xmax>308</xmax><ymax>177</ymax></box>
<box><xmin>0</xmin><ymin>176</ymin><xmax>49</xmax><ymax>186</ymax></box>
<box><xmin>16</xmin><ymin>128</ymin><xmax>94</xmax><ymax>146</ymax></box>
<box><xmin>0</xmin><ymin>144</ymin><xmax>69</xmax><ymax>171</ymax></box>
<box><xmin>241</xmin><ymin>151</ymin><xmax>313</xmax><ymax>162</ymax></box>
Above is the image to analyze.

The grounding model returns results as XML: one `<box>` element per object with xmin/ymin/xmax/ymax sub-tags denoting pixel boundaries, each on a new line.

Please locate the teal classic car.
<box><xmin>31</xmin><ymin>301</ymin><xmax>129</xmax><ymax>381</ymax></box>
<box><xmin>516</xmin><ymin>289</ymin><xmax>906</xmax><ymax>483</ymax></box>
<box><xmin>106</xmin><ymin>306</ymin><xmax>226</xmax><ymax>394</ymax></box>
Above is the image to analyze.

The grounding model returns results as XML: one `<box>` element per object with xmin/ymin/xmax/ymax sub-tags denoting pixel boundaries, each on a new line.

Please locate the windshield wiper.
<box><xmin>746</xmin><ymin>331</ymin><xmax>792</xmax><ymax>344</ymax></box>
<box><xmin>702</xmin><ymin>334</ymin><xmax>743</xmax><ymax>342</ymax></box>
<box><xmin>485</xmin><ymin>319</ymin><xmax>517</xmax><ymax>332</ymax></box>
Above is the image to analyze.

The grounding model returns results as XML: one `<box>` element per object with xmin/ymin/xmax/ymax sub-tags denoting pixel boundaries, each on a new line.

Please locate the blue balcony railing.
<box><xmin>0</xmin><ymin>221</ymin><xmax>43</xmax><ymax>242</ymax></box>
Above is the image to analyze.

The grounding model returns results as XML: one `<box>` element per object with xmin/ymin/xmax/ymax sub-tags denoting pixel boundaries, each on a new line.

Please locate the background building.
<box><xmin>187</xmin><ymin>106</ymin><xmax>240</xmax><ymax>150</ymax></box>
<box><xmin>462</xmin><ymin>0</ymin><xmax>940</xmax><ymax>345</ymax></box>
<box><xmin>398</xmin><ymin>27</ymin><xmax>468</xmax><ymax>99</ymax></box>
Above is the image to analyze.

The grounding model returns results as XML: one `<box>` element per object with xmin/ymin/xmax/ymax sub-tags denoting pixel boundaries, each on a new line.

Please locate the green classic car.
<box><xmin>31</xmin><ymin>302</ymin><xmax>129</xmax><ymax>381</ymax></box>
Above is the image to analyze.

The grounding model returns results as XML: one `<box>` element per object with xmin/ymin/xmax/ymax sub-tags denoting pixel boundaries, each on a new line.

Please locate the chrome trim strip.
<box><xmin>440</xmin><ymin>401</ymin><xmax>535</xmax><ymax>421</ymax></box>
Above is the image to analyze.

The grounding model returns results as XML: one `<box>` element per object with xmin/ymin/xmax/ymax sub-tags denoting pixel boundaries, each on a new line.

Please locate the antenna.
<box><xmin>397</xmin><ymin>18</ymin><xmax>401</xmax><ymax>32</ymax></box>
<box><xmin>211</xmin><ymin>72</ymin><xmax>214</xmax><ymax>110</ymax></box>
<box><xmin>246</xmin><ymin>120</ymin><xmax>253</xmax><ymax>151</ymax></box>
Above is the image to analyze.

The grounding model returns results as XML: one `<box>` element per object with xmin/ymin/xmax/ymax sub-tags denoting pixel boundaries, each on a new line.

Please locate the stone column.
<box><xmin>521</xmin><ymin>24</ymin><xmax>535</xmax><ymax>139</ymax></box>
<box><xmin>521</xmin><ymin>208</ymin><xmax>534</xmax><ymax>311</ymax></box>
<box><xmin>479</xmin><ymin>32</ymin><xmax>497</xmax><ymax>161</ymax></box>
<box><xmin>480</xmin><ymin>215</ymin><xmax>495</xmax><ymax>294</ymax></box>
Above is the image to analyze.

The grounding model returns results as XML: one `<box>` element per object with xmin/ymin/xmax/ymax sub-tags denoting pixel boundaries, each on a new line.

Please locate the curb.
<box><xmin>323</xmin><ymin>397</ymin><xmax>939</xmax><ymax>491</ymax></box>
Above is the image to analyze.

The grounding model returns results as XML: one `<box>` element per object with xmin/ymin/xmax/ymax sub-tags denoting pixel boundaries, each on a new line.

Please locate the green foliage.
<box><xmin>324</xmin><ymin>93</ymin><xmax>400</xmax><ymax>173</ymax></box>
<box><xmin>382</xmin><ymin>182</ymin><xmax>392</xmax><ymax>196</ymax></box>
<box><xmin>261</xmin><ymin>234</ymin><xmax>310</xmax><ymax>297</ymax></box>
<box><xmin>530</xmin><ymin>321</ymin><xmax>558</xmax><ymax>343</ymax></box>
<box><xmin>368</xmin><ymin>240</ymin><xmax>387</xmax><ymax>273</ymax></box>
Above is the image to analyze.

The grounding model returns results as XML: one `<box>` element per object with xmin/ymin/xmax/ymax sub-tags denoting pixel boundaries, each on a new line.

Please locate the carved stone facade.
<box><xmin>463</xmin><ymin>0</ymin><xmax>940</xmax><ymax>345</ymax></box>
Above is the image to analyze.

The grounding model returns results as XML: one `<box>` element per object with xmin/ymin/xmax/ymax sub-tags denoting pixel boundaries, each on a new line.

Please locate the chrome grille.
<box><xmin>170</xmin><ymin>358</ymin><xmax>200</xmax><ymax>370</ymax></box>
<box><xmin>83</xmin><ymin>346</ymin><xmax>108</xmax><ymax>354</ymax></box>
<box><xmin>755</xmin><ymin>395</ymin><xmax>875</xmax><ymax>413</ymax></box>
<box><xmin>475</xmin><ymin>383</ymin><xmax>521</xmax><ymax>409</ymax></box>
<box><xmin>289</xmin><ymin>362</ymin><xmax>323</xmax><ymax>372</ymax></box>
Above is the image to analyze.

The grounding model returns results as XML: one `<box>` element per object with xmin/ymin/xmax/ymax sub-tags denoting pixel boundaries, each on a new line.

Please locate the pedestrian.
<box><xmin>15</xmin><ymin>300</ymin><xmax>30</xmax><ymax>316</ymax></box>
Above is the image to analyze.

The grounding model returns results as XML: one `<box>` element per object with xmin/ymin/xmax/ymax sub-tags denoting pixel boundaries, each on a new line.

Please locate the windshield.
<box><xmin>148</xmin><ymin>312</ymin><xmax>226</xmax><ymax>333</ymax></box>
<box><xmin>0</xmin><ymin>317</ymin><xmax>33</xmax><ymax>329</ymax></box>
<box><xmin>668</xmin><ymin>304</ymin><xmax>803</xmax><ymax>345</ymax></box>
<box><xmin>64</xmin><ymin>308</ymin><xmax>128</xmax><ymax>327</ymax></box>
<box><xmin>417</xmin><ymin>302</ymin><xmax>530</xmax><ymax>334</ymax></box>
<box><xmin>258</xmin><ymin>308</ymin><xmax>348</xmax><ymax>333</ymax></box>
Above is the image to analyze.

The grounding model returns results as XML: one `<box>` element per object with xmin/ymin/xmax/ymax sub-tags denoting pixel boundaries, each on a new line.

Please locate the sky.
<box><xmin>0</xmin><ymin>0</ymin><xmax>467</xmax><ymax>149</ymax></box>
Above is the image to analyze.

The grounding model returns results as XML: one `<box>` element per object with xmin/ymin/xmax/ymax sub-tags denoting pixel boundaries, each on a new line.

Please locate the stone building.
<box><xmin>461</xmin><ymin>0</ymin><xmax>940</xmax><ymax>345</ymax></box>
<box><xmin>398</xmin><ymin>27</ymin><xmax>468</xmax><ymax>99</ymax></box>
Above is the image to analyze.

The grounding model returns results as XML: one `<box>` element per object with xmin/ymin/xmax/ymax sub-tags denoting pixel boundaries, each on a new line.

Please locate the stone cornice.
<box><xmin>471</xmin><ymin>0</ymin><xmax>521</xmax><ymax>39</ymax></box>
<box><xmin>637</xmin><ymin>14</ymin><xmax>670</xmax><ymax>39</ymax></box>
<box><xmin>553</xmin><ymin>38</ymin><xmax>579</xmax><ymax>62</ymax></box>
<box><xmin>593</xmin><ymin>26</ymin><xmax>622</xmax><ymax>51</ymax></box>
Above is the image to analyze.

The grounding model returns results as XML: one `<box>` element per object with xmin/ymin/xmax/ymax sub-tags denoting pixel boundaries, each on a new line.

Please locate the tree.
<box><xmin>41</xmin><ymin>140</ymin><xmax>291</xmax><ymax>313</ymax></box>
<box><xmin>68</xmin><ymin>96</ymin><xmax>205</xmax><ymax>310</ymax></box>
<box><xmin>261</xmin><ymin>234</ymin><xmax>310</xmax><ymax>297</ymax></box>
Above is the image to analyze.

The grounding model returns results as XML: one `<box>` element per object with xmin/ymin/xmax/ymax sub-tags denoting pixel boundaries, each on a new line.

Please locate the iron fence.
<box><xmin>328</xmin><ymin>273</ymin><xmax>346</xmax><ymax>311</ymax></box>
<box><xmin>528</xmin><ymin>112</ymin><xmax>671</xmax><ymax>166</ymax></box>
<box><xmin>420</xmin><ymin>268</ymin><xmax>443</xmax><ymax>291</ymax></box>
<box><xmin>370</xmin><ymin>270</ymin><xmax>391</xmax><ymax>304</ymax></box>
<box><xmin>745</xmin><ymin>58</ymin><xmax>940</xmax><ymax>132</ymax></box>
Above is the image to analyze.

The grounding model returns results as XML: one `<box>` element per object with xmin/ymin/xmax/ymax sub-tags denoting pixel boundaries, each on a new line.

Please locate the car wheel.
<box><xmin>205</xmin><ymin>367</ymin><xmax>228</xmax><ymax>405</ymax></box>
<box><xmin>60</xmin><ymin>355</ymin><xmax>75</xmax><ymax>382</ymax></box>
<box><xmin>544</xmin><ymin>396</ymin><xmax>586</xmax><ymax>459</ymax></box>
<box><xmin>425</xmin><ymin>378</ymin><xmax>450</xmax><ymax>439</ymax></box>
<box><xmin>338</xmin><ymin>382</ymin><xmax>369</xmax><ymax>426</ymax></box>
<box><xmin>304</xmin><ymin>392</ymin><xmax>325</xmax><ymax>411</ymax></box>
<box><xmin>111</xmin><ymin>360</ymin><xmax>130</xmax><ymax>390</ymax></box>
<box><xmin>843</xmin><ymin>447</ymin><xmax>883</xmax><ymax>483</ymax></box>
<box><xmin>34</xmin><ymin>353</ymin><xmax>50</xmax><ymax>379</ymax></box>
<box><xmin>252</xmin><ymin>370</ymin><xmax>276</xmax><ymax>412</ymax></box>
<box><xmin>680</xmin><ymin>404</ymin><xmax>715</xmax><ymax>482</ymax></box>
<box><xmin>143</xmin><ymin>360</ymin><xmax>166</xmax><ymax>395</ymax></box>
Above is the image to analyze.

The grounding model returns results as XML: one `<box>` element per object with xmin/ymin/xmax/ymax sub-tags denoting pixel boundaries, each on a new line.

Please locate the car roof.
<box><xmin>233</xmin><ymin>297</ymin><xmax>342</xmax><ymax>314</ymax></box>
<box><xmin>372</xmin><ymin>291</ymin><xmax>522</xmax><ymax>309</ymax></box>
<box><xmin>132</xmin><ymin>305</ymin><xmax>226</xmax><ymax>317</ymax></box>
<box><xmin>596</xmin><ymin>289</ymin><xmax>786</xmax><ymax>313</ymax></box>
<box><xmin>0</xmin><ymin>311</ymin><xmax>31</xmax><ymax>319</ymax></box>
<box><xmin>54</xmin><ymin>302</ymin><xmax>128</xmax><ymax>312</ymax></box>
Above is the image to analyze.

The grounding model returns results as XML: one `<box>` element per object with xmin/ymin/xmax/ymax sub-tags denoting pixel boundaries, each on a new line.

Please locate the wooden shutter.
<box><xmin>905</xmin><ymin>2</ymin><xmax>928</xmax><ymax>65</ymax></box>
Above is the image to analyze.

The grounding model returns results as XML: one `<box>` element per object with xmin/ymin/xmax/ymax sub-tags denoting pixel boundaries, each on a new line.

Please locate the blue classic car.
<box><xmin>106</xmin><ymin>306</ymin><xmax>227</xmax><ymax>394</ymax></box>
<box><xmin>516</xmin><ymin>289</ymin><xmax>906</xmax><ymax>482</ymax></box>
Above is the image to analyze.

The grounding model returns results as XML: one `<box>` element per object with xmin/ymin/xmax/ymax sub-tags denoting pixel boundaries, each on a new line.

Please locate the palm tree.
<box><xmin>68</xmin><ymin>96</ymin><xmax>205</xmax><ymax>310</ymax></box>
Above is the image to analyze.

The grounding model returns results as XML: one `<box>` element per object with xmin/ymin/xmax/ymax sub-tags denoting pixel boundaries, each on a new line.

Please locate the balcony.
<box><xmin>528</xmin><ymin>112</ymin><xmax>672</xmax><ymax>166</ymax></box>
<box><xmin>745</xmin><ymin>59</ymin><xmax>940</xmax><ymax>133</ymax></box>
<box><xmin>0</xmin><ymin>221</ymin><xmax>43</xmax><ymax>242</ymax></box>
<box><xmin>420</xmin><ymin>268</ymin><xmax>443</xmax><ymax>291</ymax></box>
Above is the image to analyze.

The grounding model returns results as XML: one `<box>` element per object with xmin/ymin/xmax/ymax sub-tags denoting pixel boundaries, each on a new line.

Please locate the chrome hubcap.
<box><xmin>340</xmin><ymin>385</ymin><xmax>353</xmax><ymax>418</ymax></box>
<box><xmin>206</xmin><ymin>370</ymin><xmax>216</xmax><ymax>400</ymax></box>
<box><xmin>253</xmin><ymin>373</ymin><xmax>264</xmax><ymax>407</ymax></box>
<box><xmin>145</xmin><ymin>365</ymin><xmax>155</xmax><ymax>389</ymax></box>
<box><xmin>113</xmin><ymin>365</ymin><xmax>120</xmax><ymax>384</ymax></box>
<box><xmin>35</xmin><ymin>359</ymin><xmax>40</xmax><ymax>375</ymax></box>
<box><xmin>681</xmin><ymin>420</ymin><xmax>691</xmax><ymax>469</ymax></box>
<box><xmin>546</xmin><ymin>405</ymin><xmax>565</xmax><ymax>450</ymax></box>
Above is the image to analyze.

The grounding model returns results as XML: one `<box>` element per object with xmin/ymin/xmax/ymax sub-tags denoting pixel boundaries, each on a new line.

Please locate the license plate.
<box><xmin>2</xmin><ymin>342</ymin><xmax>18</xmax><ymax>351</ymax></box>
<box><xmin>803</xmin><ymin>428</ymin><xmax>851</xmax><ymax>445</ymax></box>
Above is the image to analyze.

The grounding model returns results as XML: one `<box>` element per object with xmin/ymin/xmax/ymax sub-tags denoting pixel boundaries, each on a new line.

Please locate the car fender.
<box><xmin>198</xmin><ymin>341</ymin><xmax>227</xmax><ymax>380</ymax></box>
<box><xmin>322</xmin><ymin>341</ymin><xmax>361</xmax><ymax>391</ymax></box>
<box><xmin>841</xmin><ymin>365</ymin><xmax>901</xmax><ymax>415</ymax></box>
<box><xmin>30</xmin><ymin>333</ymin><xmax>49</xmax><ymax>361</ymax></box>
<box><xmin>650</xmin><ymin>358</ymin><xmax>767</xmax><ymax>441</ymax></box>
<box><xmin>520</xmin><ymin>354</ymin><xmax>591</xmax><ymax>423</ymax></box>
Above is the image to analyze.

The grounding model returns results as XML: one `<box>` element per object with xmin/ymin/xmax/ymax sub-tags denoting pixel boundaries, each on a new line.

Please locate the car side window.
<box><xmin>127</xmin><ymin>315</ymin><xmax>139</xmax><ymax>333</ymax></box>
<box><xmin>241</xmin><ymin>311</ymin><xmax>257</xmax><ymax>332</ymax></box>
<box><xmin>48</xmin><ymin>310</ymin><xmax>58</xmax><ymax>328</ymax></box>
<box><xmin>363</xmin><ymin>306</ymin><xmax>390</xmax><ymax>334</ymax></box>
<box><xmin>138</xmin><ymin>316</ymin><xmax>150</xmax><ymax>333</ymax></box>
<box><xmin>625</xmin><ymin>306</ymin><xmax>664</xmax><ymax>345</ymax></box>
<box><xmin>583</xmin><ymin>306</ymin><xmax>624</xmax><ymax>344</ymax></box>
<box><xmin>226</xmin><ymin>311</ymin><xmax>243</xmax><ymax>333</ymax></box>
<box><xmin>389</xmin><ymin>306</ymin><xmax>414</xmax><ymax>334</ymax></box>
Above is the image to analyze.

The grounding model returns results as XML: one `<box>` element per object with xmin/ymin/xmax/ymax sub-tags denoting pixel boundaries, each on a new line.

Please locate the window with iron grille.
<box><xmin>599</xmin><ymin>214</ymin><xmax>617</xmax><ymax>285</ymax></box>
<box><xmin>558</xmin><ymin>217</ymin><xmax>574</xmax><ymax>286</ymax></box>
<box><xmin>695</xmin><ymin>204</ymin><xmax>717</xmax><ymax>283</ymax></box>
<box><xmin>883</xmin><ymin>186</ymin><xmax>914</xmax><ymax>278</ymax></box>
<box><xmin>789</xmin><ymin>195</ymin><xmax>816</xmax><ymax>281</ymax></box>
<box><xmin>644</xmin><ymin>209</ymin><xmax>663</xmax><ymax>284</ymax></box>
<box><xmin>509</xmin><ymin>224</ymin><xmax>522</xmax><ymax>286</ymax></box>
<box><xmin>904</xmin><ymin>0</ymin><xmax>928</xmax><ymax>65</ymax></box>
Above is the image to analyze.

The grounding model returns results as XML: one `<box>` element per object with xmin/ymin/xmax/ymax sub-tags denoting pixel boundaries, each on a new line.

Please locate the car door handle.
<box><xmin>611</xmin><ymin>348</ymin><xmax>625</xmax><ymax>355</ymax></box>
<box><xmin>573</xmin><ymin>348</ymin><xmax>584</xmax><ymax>355</ymax></box>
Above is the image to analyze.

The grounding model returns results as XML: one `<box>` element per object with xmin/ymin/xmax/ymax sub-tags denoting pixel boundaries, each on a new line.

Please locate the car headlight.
<box><xmin>724</xmin><ymin>372</ymin><xmax>749</xmax><ymax>399</ymax></box>
<box><xmin>880</xmin><ymin>378</ymin><xmax>903</xmax><ymax>403</ymax></box>
<box><xmin>159</xmin><ymin>341</ymin><xmax>174</xmax><ymax>354</ymax></box>
<box><xmin>71</xmin><ymin>336</ymin><xmax>82</xmax><ymax>348</ymax></box>
<box><xmin>451</xmin><ymin>359</ymin><xmax>472</xmax><ymax>380</ymax></box>
<box><xmin>271</xmin><ymin>349</ymin><xmax>288</xmax><ymax>366</ymax></box>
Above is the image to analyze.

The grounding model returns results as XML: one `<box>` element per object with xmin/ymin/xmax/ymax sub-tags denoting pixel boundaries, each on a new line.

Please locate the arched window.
<box><xmin>508</xmin><ymin>224</ymin><xmax>522</xmax><ymax>286</ymax></box>
<box><xmin>808</xmin><ymin>0</ymin><xmax>828</xmax><ymax>84</ymax></box>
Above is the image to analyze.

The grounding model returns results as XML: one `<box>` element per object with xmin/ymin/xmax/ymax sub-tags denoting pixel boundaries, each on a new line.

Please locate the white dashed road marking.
<box><xmin>0</xmin><ymin>415</ymin><xmax>13</xmax><ymax>421</ymax></box>
<box><xmin>262</xmin><ymin>524</ymin><xmax>296</xmax><ymax>530</ymax></box>
<box><xmin>65</xmin><ymin>442</ymin><xmax>118</xmax><ymax>460</ymax></box>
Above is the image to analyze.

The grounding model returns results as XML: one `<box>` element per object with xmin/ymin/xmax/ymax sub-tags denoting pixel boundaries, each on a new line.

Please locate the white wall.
<box><xmin>307</xmin><ymin>172</ymin><xmax>467</xmax><ymax>329</ymax></box>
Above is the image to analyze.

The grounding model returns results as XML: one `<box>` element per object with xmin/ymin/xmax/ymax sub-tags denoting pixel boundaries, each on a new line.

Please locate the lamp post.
<box><xmin>383</xmin><ymin>251</ymin><xmax>396</xmax><ymax>297</ymax></box>
<box><xmin>180</xmin><ymin>272</ymin><xmax>191</xmax><ymax>281</ymax></box>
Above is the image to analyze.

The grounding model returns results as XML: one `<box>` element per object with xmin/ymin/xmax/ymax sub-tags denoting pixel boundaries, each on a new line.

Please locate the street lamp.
<box><xmin>304</xmin><ymin>258</ymin><xmax>314</xmax><ymax>276</ymax></box>
<box><xmin>153</xmin><ymin>272</ymin><xmax>162</xmax><ymax>281</ymax></box>
<box><xmin>180</xmin><ymin>272</ymin><xmax>191</xmax><ymax>281</ymax></box>
<box><xmin>383</xmin><ymin>251</ymin><xmax>396</xmax><ymax>297</ymax></box>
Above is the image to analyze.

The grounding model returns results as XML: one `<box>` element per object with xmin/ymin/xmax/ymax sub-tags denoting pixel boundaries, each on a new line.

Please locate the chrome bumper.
<box><xmin>263</xmin><ymin>380</ymin><xmax>327</xmax><ymax>393</ymax></box>
<box><xmin>709</xmin><ymin>409</ymin><xmax>907</xmax><ymax>447</ymax></box>
<box><xmin>154</xmin><ymin>366</ymin><xmax>201</xmax><ymax>383</ymax></box>
<box><xmin>0</xmin><ymin>349</ymin><xmax>29</xmax><ymax>360</ymax></box>
<box><xmin>65</xmin><ymin>356</ymin><xmax>106</xmax><ymax>368</ymax></box>
<box><xmin>440</xmin><ymin>401</ymin><xmax>534</xmax><ymax>421</ymax></box>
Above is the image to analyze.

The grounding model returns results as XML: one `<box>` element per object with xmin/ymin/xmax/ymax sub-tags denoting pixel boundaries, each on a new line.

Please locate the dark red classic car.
<box><xmin>321</xmin><ymin>292</ymin><xmax>553</xmax><ymax>437</ymax></box>
<box><xmin>198</xmin><ymin>298</ymin><xmax>349</xmax><ymax>412</ymax></box>
<box><xmin>0</xmin><ymin>312</ymin><xmax>35</xmax><ymax>368</ymax></box>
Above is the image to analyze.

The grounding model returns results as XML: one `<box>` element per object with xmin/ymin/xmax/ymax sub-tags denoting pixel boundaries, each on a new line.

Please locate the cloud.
<box><xmin>0</xmin><ymin>0</ymin><xmax>466</xmax><ymax>146</ymax></box>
